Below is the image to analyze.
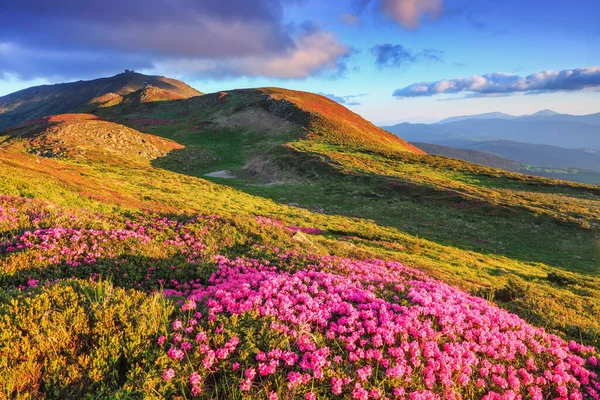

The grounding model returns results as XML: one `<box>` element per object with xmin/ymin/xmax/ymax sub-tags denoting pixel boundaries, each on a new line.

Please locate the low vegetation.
<box><xmin>0</xmin><ymin>83</ymin><xmax>599</xmax><ymax>398</ymax></box>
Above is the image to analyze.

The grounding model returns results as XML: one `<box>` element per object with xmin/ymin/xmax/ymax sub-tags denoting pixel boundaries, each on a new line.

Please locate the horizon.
<box><xmin>1</xmin><ymin>0</ymin><xmax>599</xmax><ymax>124</ymax></box>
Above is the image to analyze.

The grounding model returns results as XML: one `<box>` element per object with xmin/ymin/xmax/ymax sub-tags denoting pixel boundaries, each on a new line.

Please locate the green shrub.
<box><xmin>0</xmin><ymin>280</ymin><xmax>173</xmax><ymax>399</ymax></box>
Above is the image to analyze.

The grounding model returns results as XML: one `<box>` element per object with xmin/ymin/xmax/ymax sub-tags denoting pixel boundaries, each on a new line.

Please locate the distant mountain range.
<box><xmin>437</xmin><ymin>109</ymin><xmax>600</xmax><ymax>126</ymax></box>
<box><xmin>383</xmin><ymin>110</ymin><xmax>600</xmax><ymax>180</ymax></box>
<box><xmin>411</xmin><ymin>142</ymin><xmax>522</xmax><ymax>171</ymax></box>
<box><xmin>412</xmin><ymin>141</ymin><xmax>600</xmax><ymax>185</ymax></box>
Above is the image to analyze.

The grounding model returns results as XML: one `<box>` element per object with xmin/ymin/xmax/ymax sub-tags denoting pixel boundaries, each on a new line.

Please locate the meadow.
<box><xmin>1</xmin><ymin>194</ymin><xmax>599</xmax><ymax>399</ymax></box>
<box><xmin>1</xmin><ymin>88</ymin><xmax>599</xmax><ymax>398</ymax></box>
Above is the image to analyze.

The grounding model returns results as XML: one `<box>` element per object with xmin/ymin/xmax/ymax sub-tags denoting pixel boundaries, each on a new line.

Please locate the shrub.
<box><xmin>0</xmin><ymin>280</ymin><xmax>173</xmax><ymax>399</ymax></box>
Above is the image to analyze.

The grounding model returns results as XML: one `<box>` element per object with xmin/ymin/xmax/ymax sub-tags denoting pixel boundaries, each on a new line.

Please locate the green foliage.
<box><xmin>0</xmin><ymin>280</ymin><xmax>173</xmax><ymax>399</ymax></box>
<box><xmin>1</xmin><ymin>88</ymin><xmax>600</xmax><ymax>397</ymax></box>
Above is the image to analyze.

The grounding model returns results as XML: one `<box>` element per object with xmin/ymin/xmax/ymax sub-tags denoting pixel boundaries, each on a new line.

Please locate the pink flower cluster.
<box><xmin>159</xmin><ymin>255</ymin><xmax>599</xmax><ymax>399</ymax></box>
<box><xmin>285</xmin><ymin>225</ymin><xmax>325</xmax><ymax>235</ymax></box>
<box><xmin>1</xmin><ymin>215</ymin><xmax>224</xmax><ymax>280</ymax></box>
<box><xmin>0</xmin><ymin>195</ymin><xmax>57</xmax><ymax>230</ymax></box>
<box><xmin>0</xmin><ymin>227</ymin><xmax>151</xmax><ymax>264</ymax></box>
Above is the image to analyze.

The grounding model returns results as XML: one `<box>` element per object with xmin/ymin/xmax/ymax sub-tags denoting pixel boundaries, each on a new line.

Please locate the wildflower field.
<box><xmin>1</xmin><ymin>195</ymin><xmax>599</xmax><ymax>399</ymax></box>
<box><xmin>1</xmin><ymin>87</ymin><xmax>599</xmax><ymax>399</ymax></box>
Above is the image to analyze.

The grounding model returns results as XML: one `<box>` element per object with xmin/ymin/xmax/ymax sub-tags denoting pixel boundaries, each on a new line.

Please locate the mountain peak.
<box><xmin>3</xmin><ymin>113</ymin><xmax>182</xmax><ymax>163</ymax></box>
<box><xmin>436</xmin><ymin>112</ymin><xmax>515</xmax><ymax>124</ymax></box>
<box><xmin>0</xmin><ymin>73</ymin><xmax>203</xmax><ymax>131</ymax></box>
<box><xmin>529</xmin><ymin>109</ymin><xmax>560</xmax><ymax>117</ymax></box>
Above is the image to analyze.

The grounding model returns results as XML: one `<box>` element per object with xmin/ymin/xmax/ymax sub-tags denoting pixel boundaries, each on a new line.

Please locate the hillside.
<box><xmin>411</xmin><ymin>142</ymin><xmax>523</xmax><ymax>171</ymax></box>
<box><xmin>1</xmin><ymin>113</ymin><xmax>183</xmax><ymax>164</ymax></box>
<box><xmin>0</xmin><ymin>76</ymin><xmax>599</xmax><ymax>399</ymax></box>
<box><xmin>93</xmin><ymin>87</ymin><xmax>423</xmax><ymax>182</ymax></box>
<box><xmin>412</xmin><ymin>141</ymin><xmax>600</xmax><ymax>185</ymax></box>
<box><xmin>0</xmin><ymin>71</ymin><xmax>203</xmax><ymax>131</ymax></box>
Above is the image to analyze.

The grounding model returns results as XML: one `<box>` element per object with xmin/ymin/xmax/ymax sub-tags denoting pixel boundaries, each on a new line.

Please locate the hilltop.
<box><xmin>94</xmin><ymin>87</ymin><xmax>423</xmax><ymax>182</ymax></box>
<box><xmin>0</xmin><ymin>74</ymin><xmax>599</xmax><ymax>399</ymax></box>
<box><xmin>2</xmin><ymin>113</ymin><xmax>182</xmax><ymax>164</ymax></box>
<box><xmin>0</xmin><ymin>71</ymin><xmax>202</xmax><ymax>131</ymax></box>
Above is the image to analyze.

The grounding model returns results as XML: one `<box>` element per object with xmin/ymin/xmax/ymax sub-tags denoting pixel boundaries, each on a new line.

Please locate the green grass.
<box><xmin>228</xmin><ymin>178</ymin><xmax>599</xmax><ymax>274</ymax></box>
<box><xmin>1</xmin><ymin>145</ymin><xmax>600</xmax><ymax>350</ymax></box>
<box><xmin>2</xmin><ymin>89</ymin><xmax>600</xmax><ymax>353</ymax></box>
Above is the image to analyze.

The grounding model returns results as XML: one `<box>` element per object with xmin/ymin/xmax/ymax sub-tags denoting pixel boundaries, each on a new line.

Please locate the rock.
<box><xmin>292</xmin><ymin>231</ymin><xmax>313</xmax><ymax>246</ymax></box>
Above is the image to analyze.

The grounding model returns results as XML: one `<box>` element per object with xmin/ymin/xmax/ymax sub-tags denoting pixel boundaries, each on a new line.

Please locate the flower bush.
<box><xmin>155</xmin><ymin>256</ymin><xmax>600</xmax><ymax>399</ymax></box>
<box><xmin>0</xmin><ymin>195</ymin><xmax>598</xmax><ymax>399</ymax></box>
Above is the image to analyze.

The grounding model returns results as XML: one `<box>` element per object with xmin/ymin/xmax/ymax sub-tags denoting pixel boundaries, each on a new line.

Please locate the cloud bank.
<box><xmin>393</xmin><ymin>66</ymin><xmax>600</xmax><ymax>98</ymax></box>
<box><xmin>371</xmin><ymin>44</ymin><xmax>443</xmax><ymax>68</ymax></box>
<box><xmin>0</xmin><ymin>0</ymin><xmax>350</xmax><ymax>80</ymax></box>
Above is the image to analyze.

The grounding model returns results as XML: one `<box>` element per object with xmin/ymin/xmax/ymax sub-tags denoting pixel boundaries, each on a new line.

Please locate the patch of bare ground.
<box><xmin>204</xmin><ymin>170</ymin><xmax>237</xmax><ymax>179</ymax></box>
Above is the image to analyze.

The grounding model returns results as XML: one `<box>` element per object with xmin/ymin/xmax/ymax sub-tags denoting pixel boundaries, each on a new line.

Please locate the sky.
<box><xmin>0</xmin><ymin>0</ymin><xmax>599</xmax><ymax>124</ymax></box>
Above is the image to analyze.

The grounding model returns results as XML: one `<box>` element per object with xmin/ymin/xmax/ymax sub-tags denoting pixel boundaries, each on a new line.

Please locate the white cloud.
<box><xmin>157</xmin><ymin>29</ymin><xmax>350</xmax><ymax>79</ymax></box>
<box><xmin>393</xmin><ymin>66</ymin><xmax>600</xmax><ymax>97</ymax></box>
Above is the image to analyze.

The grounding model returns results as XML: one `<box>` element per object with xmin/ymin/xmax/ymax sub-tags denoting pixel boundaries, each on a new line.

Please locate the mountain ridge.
<box><xmin>435</xmin><ymin>109</ymin><xmax>599</xmax><ymax>125</ymax></box>
<box><xmin>0</xmin><ymin>71</ymin><xmax>203</xmax><ymax>131</ymax></box>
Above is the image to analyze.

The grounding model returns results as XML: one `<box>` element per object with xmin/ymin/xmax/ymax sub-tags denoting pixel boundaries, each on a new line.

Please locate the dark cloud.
<box><xmin>319</xmin><ymin>92</ymin><xmax>367</xmax><ymax>106</ymax></box>
<box><xmin>393</xmin><ymin>66</ymin><xmax>600</xmax><ymax>98</ymax></box>
<box><xmin>370</xmin><ymin>44</ymin><xmax>443</xmax><ymax>68</ymax></box>
<box><xmin>0</xmin><ymin>0</ymin><xmax>296</xmax><ymax>57</ymax></box>
<box><xmin>0</xmin><ymin>0</ymin><xmax>350</xmax><ymax>80</ymax></box>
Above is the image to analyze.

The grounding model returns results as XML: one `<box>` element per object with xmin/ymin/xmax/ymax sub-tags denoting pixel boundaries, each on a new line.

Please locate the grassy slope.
<box><xmin>96</xmin><ymin>90</ymin><xmax>600</xmax><ymax>345</ymax></box>
<box><xmin>1</xmin><ymin>143</ymin><xmax>599</xmax><ymax>350</ymax></box>
<box><xmin>0</xmin><ymin>86</ymin><xmax>599</xmax><ymax>352</ymax></box>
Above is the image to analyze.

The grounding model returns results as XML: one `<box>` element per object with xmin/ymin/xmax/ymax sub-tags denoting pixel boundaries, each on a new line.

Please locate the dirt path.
<box><xmin>204</xmin><ymin>170</ymin><xmax>237</xmax><ymax>179</ymax></box>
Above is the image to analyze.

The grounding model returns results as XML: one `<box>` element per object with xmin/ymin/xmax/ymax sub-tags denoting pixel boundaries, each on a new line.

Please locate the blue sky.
<box><xmin>1</xmin><ymin>0</ymin><xmax>599</xmax><ymax>124</ymax></box>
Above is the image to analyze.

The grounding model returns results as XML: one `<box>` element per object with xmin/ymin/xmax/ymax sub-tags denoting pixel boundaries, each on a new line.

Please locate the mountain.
<box><xmin>437</xmin><ymin>111</ymin><xmax>516</xmax><ymax>124</ymax></box>
<box><xmin>411</xmin><ymin>141</ymin><xmax>523</xmax><ymax>171</ymax></box>
<box><xmin>411</xmin><ymin>141</ymin><xmax>600</xmax><ymax>185</ymax></box>
<box><xmin>437</xmin><ymin>118</ymin><xmax>600</xmax><ymax>149</ymax></box>
<box><xmin>383</xmin><ymin>110</ymin><xmax>600</xmax><ymax>172</ymax></box>
<box><xmin>435</xmin><ymin>109</ymin><xmax>600</xmax><ymax>125</ymax></box>
<box><xmin>381</xmin><ymin>122</ymin><xmax>478</xmax><ymax>147</ymax></box>
<box><xmin>1</xmin><ymin>74</ymin><xmax>600</xmax><ymax>399</ymax></box>
<box><xmin>384</xmin><ymin>119</ymin><xmax>600</xmax><ymax>174</ymax></box>
<box><xmin>0</xmin><ymin>71</ymin><xmax>203</xmax><ymax>131</ymax></box>
<box><xmin>467</xmin><ymin>140</ymin><xmax>600</xmax><ymax>171</ymax></box>
<box><xmin>519</xmin><ymin>112</ymin><xmax>600</xmax><ymax>126</ymax></box>
<box><xmin>528</xmin><ymin>109</ymin><xmax>560</xmax><ymax>117</ymax></box>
